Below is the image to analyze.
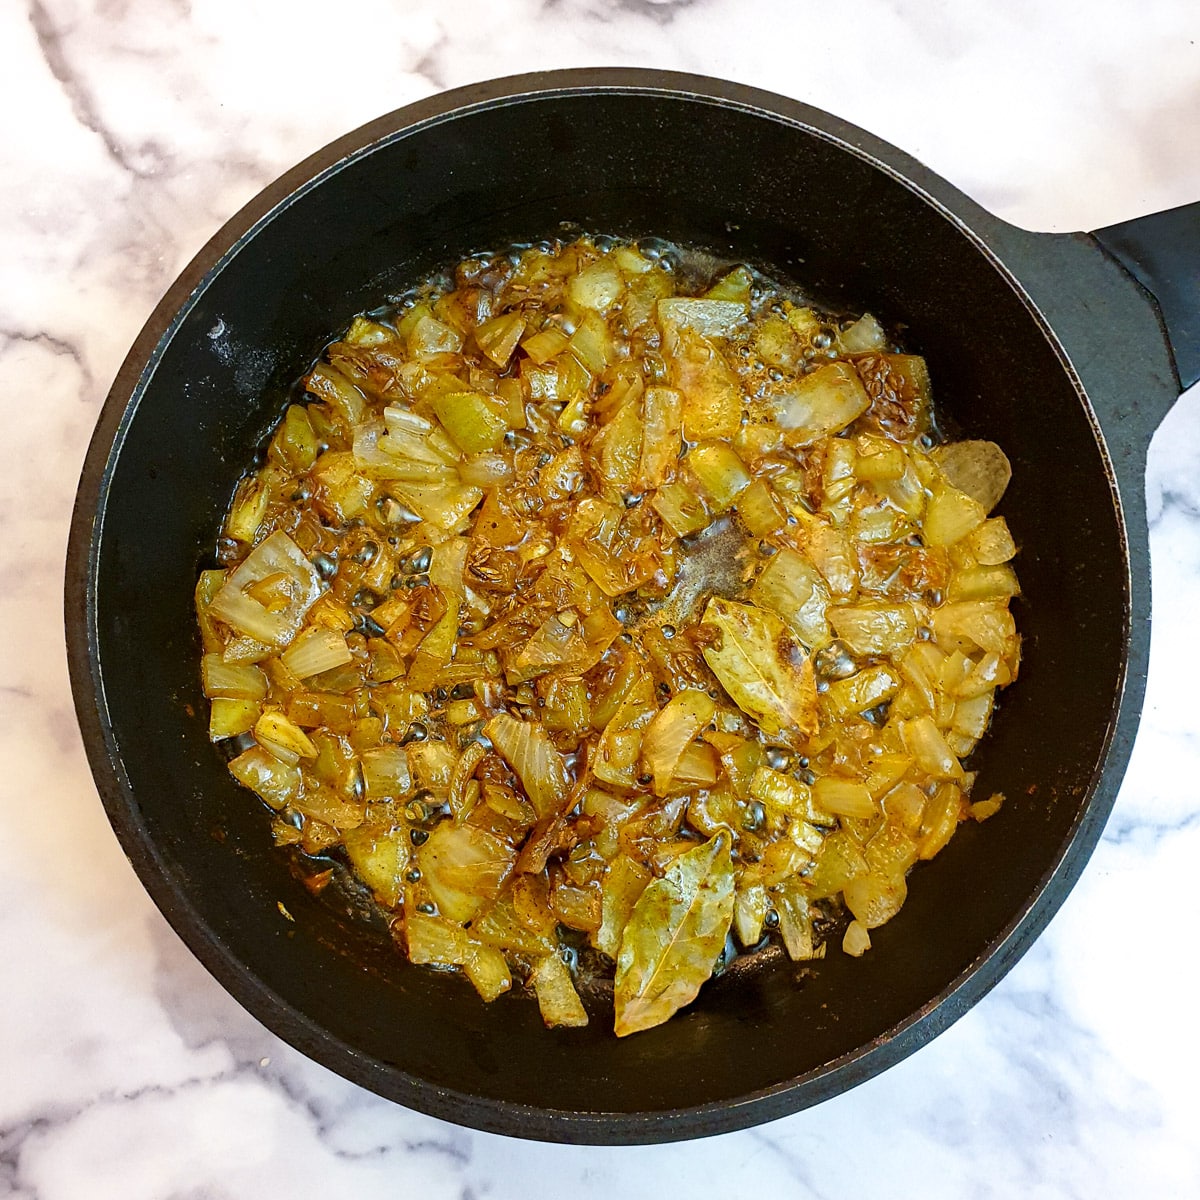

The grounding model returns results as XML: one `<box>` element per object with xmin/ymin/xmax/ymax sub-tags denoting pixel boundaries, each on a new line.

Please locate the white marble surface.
<box><xmin>2</xmin><ymin>0</ymin><xmax>1199</xmax><ymax>1195</ymax></box>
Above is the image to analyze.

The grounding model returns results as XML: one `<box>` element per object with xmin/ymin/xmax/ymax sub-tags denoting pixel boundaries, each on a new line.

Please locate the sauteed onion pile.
<box><xmin>196</xmin><ymin>237</ymin><xmax>1020</xmax><ymax>1036</ymax></box>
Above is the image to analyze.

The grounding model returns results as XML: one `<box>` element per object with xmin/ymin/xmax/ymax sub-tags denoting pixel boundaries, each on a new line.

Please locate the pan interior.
<box><xmin>87</xmin><ymin>91</ymin><xmax>1127</xmax><ymax>1126</ymax></box>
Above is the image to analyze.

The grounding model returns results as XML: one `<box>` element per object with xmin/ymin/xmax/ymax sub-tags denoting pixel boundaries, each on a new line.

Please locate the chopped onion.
<box><xmin>209</xmin><ymin>698</ymin><xmax>260</xmax><ymax>741</ymax></box>
<box><xmin>344</xmin><ymin>817</ymin><xmax>409</xmax><ymax>907</ymax></box>
<box><xmin>773</xmin><ymin>879</ymin><xmax>819</xmax><ymax>960</ymax></box>
<box><xmin>924</xmin><ymin>482</ymin><xmax>987</xmax><ymax>547</ymax></box>
<box><xmin>838</xmin><ymin>312</ymin><xmax>887</xmax><ymax>354</ymax></box>
<box><xmin>812</xmin><ymin>776</ymin><xmax>878</xmax><ymax>819</ymax></box>
<box><xmin>901</xmin><ymin>716</ymin><xmax>964</xmax><ymax>781</ymax></box>
<box><xmin>280</xmin><ymin>627</ymin><xmax>353</xmax><ymax>679</ymax></box>
<box><xmin>531</xmin><ymin>952</ymin><xmax>589</xmax><ymax>1028</ymax></box>
<box><xmin>474</xmin><ymin>311</ymin><xmax>526</xmax><ymax>367</ymax></box>
<box><xmin>657</xmin><ymin>297</ymin><xmax>746</xmax><ymax>337</ymax></box>
<box><xmin>253</xmin><ymin>710</ymin><xmax>318</xmax><ymax>765</ymax></box>
<box><xmin>652</xmin><ymin>480</ymin><xmax>710</xmax><ymax>538</ymax></box>
<box><xmin>686</xmin><ymin>441</ymin><xmax>752</xmax><ymax>512</ymax></box>
<box><xmin>638</xmin><ymin>386</ymin><xmax>682</xmax><ymax>489</ymax></box>
<box><xmin>202</xmin><ymin>234</ymin><xmax>1023</xmax><ymax>1034</ymax></box>
<box><xmin>933</xmin><ymin>440</ymin><xmax>1012</xmax><ymax>513</ymax></box>
<box><xmin>201</xmin><ymin>654</ymin><xmax>268</xmax><ymax>701</ymax></box>
<box><xmin>360</xmin><ymin>746</ymin><xmax>412</xmax><ymax>799</ymax></box>
<box><xmin>842</xmin><ymin>919</ymin><xmax>872</xmax><ymax>957</ymax></box>
<box><xmin>418</xmin><ymin>823</ymin><xmax>517</xmax><ymax>923</ymax></box>
<box><xmin>569</xmin><ymin>258</ymin><xmax>624</xmax><ymax>313</ymax></box>
<box><xmin>209</xmin><ymin>531</ymin><xmax>321</xmax><ymax>648</ymax></box>
<box><xmin>521</xmin><ymin>326</ymin><xmax>570</xmax><ymax>364</ymax></box>
<box><xmin>484</xmin><ymin>714</ymin><xmax>570</xmax><ymax>820</ymax></box>
<box><xmin>969</xmin><ymin>516</ymin><xmax>1017</xmax><ymax>565</ymax></box>
<box><xmin>768</xmin><ymin>361</ymin><xmax>871</xmax><ymax>446</ymax></box>
<box><xmin>751</xmin><ymin>547</ymin><xmax>832</xmax><ymax>650</ymax></box>
<box><xmin>641</xmin><ymin>689</ymin><xmax>716</xmax><ymax>796</ymax></box>
<box><xmin>228</xmin><ymin>745</ymin><xmax>302</xmax><ymax>809</ymax></box>
<box><xmin>459</xmin><ymin>453</ymin><xmax>514</xmax><ymax>487</ymax></box>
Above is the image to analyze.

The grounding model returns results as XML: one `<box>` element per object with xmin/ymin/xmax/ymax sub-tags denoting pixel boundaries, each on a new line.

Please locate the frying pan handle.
<box><xmin>1092</xmin><ymin>201</ymin><xmax>1200</xmax><ymax>392</ymax></box>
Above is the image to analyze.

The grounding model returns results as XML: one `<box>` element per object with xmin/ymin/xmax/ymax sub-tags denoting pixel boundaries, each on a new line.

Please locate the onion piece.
<box><xmin>637</xmin><ymin>386</ymin><xmax>682</xmax><ymax>490</ymax></box>
<box><xmin>417</xmin><ymin>822</ymin><xmax>517</xmax><ymax>923</ymax></box>
<box><xmin>735</xmin><ymin>478</ymin><xmax>785</xmax><ymax>537</ymax></box>
<box><xmin>254</xmin><ymin>710</ymin><xmax>319</xmax><ymax>765</ymax></box>
<box><xmin>281</xmin><ymin>627</ymin><xmax>353</xmax><ymax>680</ymax></box>
<box><xmin>686</xmin><ymin>442</ymin><xmax>752</xmax><ymax>512</ymax></box>
<box><xmin>703</xmin><ymin>265</ymin><xmax>753</xmax><ymax>305</ymax></box>
<box><xmin>360</xmin><ymin>746</ymin><xmax>412</xmax><ymax>799</ymax></box>
<box><xmin>201</xmin><ymin>654</ymin><xmax>268</xmax><ymax>701</ymax></box>
<box><xmin>209</xmin><ymin>698</ymin><xmax>260</xmax><ymax>741</ymax></box>
<box><xmin>767</xmin><ymin>361</ymin><xmax>871</xmax><ymax>446</ymax></box>
<box><xmin>386</xmin><ymin>482</ymin><xmax>483</xmax><ymax>533</ymax></box>
<box><xmin>823</xmin><ymin>665</ymin><xmax>901</xmax><ymax>720</ymax></box>
<box><xmin>484</xmin><ymin>714</ymin><xmax>570</xmax><ymax>820</ymax></box>
<box><xmin>459</xmin><ymin>453</ymin><xmax>514</xmax><ymax>487</ymax></box>
<box><xmin>773</xmin><ymin>879</ymin><xmax>820</xmax><ymax>960</ymax></box>
<box><xmin>521</xmin><ymin>326</ymin><xmax>570</xmax><ymax>364</ymax></box>
<box><xmin>842</xmin><ymin>919</ymin><xmax>872</xmax><ymax>956</ymax></box>
<box><xmin>933</xmin><ymin>440</ymin><xmax>1012</xmax><ymax>513</ymax></box>
<box><xmin>209</xmin><ymin>531</ymin><xmax>322</xmax><ymax>649</ymax></box>
<box><xmin>828</xmin><ymin>603</ymin><xmax>917</xmax><ymax>657</ymax></box>
<box><xmin>304</xmin><ymin>362</ymin><xmax>366</xmax><ymax>425</ymax></box>
<box><xmin>917</xmin><ymin>783</ymin><xmax>966</xmax><ymax>859</ymax></box>
<box><xmin>432</xmin><ymin>390</ymin><xmax>510</xmax><ymax>454</ymax></box>
<box><xmin>641</xmin><ymin>689</ymin><xmax>716</xmax><ymax>796</ymax></box>
<box><xmin>657</xmin><ymin>297</ymin><xmax>746</xmax><ymax>337</ymax></box>
<box><xmin>750</xmin><ymin>547</ymin><xmax>832</xmax><ymax>650</ymax></box>
<box><xmin>733</xmin><ymin>878</ymin><xmax>767</xmax><ymax>948</ymax></box>
<box><xmin>531</xmin><ymin>952</ymin><xmax>589</xmax><ymax>1028</ymax></box>
<box><xmin>225</xmin><ymin>478</ymin><xmax>268</xmax><ymax>544</ymax></box>
<box><xmin>474</xmin><ymin>311</ymin><xmax>526</xmax><ymax>367</ymax></box>
<box><xmin>408</xmin><ymin>313</ymin><xmax>463</xmax><ymax>356</ymax></box>
<box><xmin>924</xmin><ymin>482</ymin><xmax>987</xmax><ymax>547</ymax></box>
<box><xmin>900</xmin><ymin>716</ymin><xmax>964</xmax><ymax>781</ymax></box>
<box><xmin>652</xmin><ymin>481</ymin><xmax>710</xmax><ymax>538</ymax></box>
<box><xmin>665</xmin><ymin>324</ymin><xmax>742</xmax><ymax>441</ymax></box>
<box><xmin>595</xmin><ymin>399</ymin><xmax>642</xmax><ymax>495</ymax></box>
<box><xmin>969</xmin><ymin>516</ymin><xmax>1018</xmax><ymax>565</ymax></box>
<box><xmin>342</xmin><ymin>815</ymin><xmax>408</xmax><ymax>908</ymax></box>
<box><xmin>448</xmin><ymin>741</ymin><xmax>486</xmax><ymax>819</ymax></box>
<box><xmin>569</xmin><ymin>258</ymin><xmax>624</xmax><ymax>313</ymax></box>
<box><xmin>838</xmin><ymin>312</ymin><xmax>888</xmax><ymax>354</ymax></box>
<box><xmin>228</xmin><ymin>745</ymin><xmax>302</xmax><ymax>809</ymax></box>
<box><xmin>812</xmin><ymin>776</ymin><xmax>878</xmax><ymax>819</ymax></box>
<box><xmin>595</xmin><ymin>855</ymin><xmax>653</xmax><ymax>959</ymax></box>
<box><xmin>748</xmin><ymin>767</ymin><xmax>822</xmax><ymax>822</ymax></box>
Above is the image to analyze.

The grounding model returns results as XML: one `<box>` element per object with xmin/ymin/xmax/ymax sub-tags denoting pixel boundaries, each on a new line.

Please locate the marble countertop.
<box><xmin>3</xmin><ymin>1</ymin><xmax>1199</xmax><ymax>1195</ymax></box>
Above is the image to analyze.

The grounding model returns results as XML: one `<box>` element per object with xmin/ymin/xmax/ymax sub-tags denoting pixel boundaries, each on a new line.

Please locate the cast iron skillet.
<box><xmin>65</xmin><ymin>70</ymin><xmax>1199</xmax><ymax>1144</ymax></box>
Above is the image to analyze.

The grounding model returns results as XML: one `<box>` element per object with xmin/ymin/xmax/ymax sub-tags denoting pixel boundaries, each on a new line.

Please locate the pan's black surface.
<box><xmin>66</xmin><ymin>71</ymin><xmax>1192</xmax><ymax>1143</ymax></box>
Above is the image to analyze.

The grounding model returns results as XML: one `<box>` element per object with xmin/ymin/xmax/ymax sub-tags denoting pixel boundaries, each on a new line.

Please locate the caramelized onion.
<box><xmin>199</xmin><ymin>236</ymin><xmax>1021</xmax><ymax>1035</ymax></box>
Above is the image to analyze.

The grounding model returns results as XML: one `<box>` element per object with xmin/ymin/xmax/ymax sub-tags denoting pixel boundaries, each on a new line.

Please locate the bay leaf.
<box><xmin>613</xmin><ymin>832</ymin><xmax>735</xmax><ymax>1036</ymax></box>
<box><xmin>699</xmin><ymin>596</ymin><xmax>818</xmax><ymax>741</ymax></box>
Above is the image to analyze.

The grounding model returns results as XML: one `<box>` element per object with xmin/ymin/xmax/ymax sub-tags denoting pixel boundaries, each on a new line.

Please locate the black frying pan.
<box><xmin>65</xmin><ymin>70</ymin><xmax>1198</xmax><ymax>1144</ymax></box>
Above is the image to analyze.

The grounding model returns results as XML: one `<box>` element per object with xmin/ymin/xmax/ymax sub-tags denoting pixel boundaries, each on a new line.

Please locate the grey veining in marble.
<box><xmin>2</xmin><ymin>0</ymin><xmax>1199</xmax><ymax>1196</ymax></box>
